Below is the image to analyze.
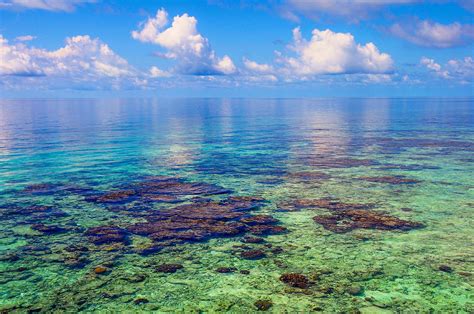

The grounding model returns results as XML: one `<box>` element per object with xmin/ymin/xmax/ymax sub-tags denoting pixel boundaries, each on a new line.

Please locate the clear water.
<box><xmin>0</xmin><ymin>98</ymin><xmax>473</xmax><ymax>312</ymax></box>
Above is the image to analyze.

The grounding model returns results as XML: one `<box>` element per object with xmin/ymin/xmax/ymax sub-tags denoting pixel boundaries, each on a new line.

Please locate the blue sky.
<box><xmin>0</xmin><ymin>0</ymin><xmax>473</xmax><ymax>97</ymax></box>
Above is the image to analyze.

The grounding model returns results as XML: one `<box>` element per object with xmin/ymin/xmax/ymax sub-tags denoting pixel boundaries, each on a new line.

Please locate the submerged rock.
<box><xmin>438</xmin><ymin>265</ymin><xmax>453</xmax><ymax>273</ymax></box>
<box><xmin>156</xmin><ymin>263</ymin><xmax>183</xmax><ymax>273</ymax></box>
<box><xmin>254</xmin><ymin>300</ymin><xmax>273</xmax><ymax>311</ymax></box>
<box><xmin>347</xmin><ymin>285</ymin><xmax>363</xmax><ymax>295</ymax></box>
<box><xmin>313</xmin><ymin>209</ymin><xmax>424</xmax><ymax>233</ymax></box>
<box><xmin>93</xmin><ymin>266</ymin><xmax>108</xmax><ymax>274</ymax></box>
<box><xmin>133</xmin><ymin>298</ymin><xmax>149</xmax><ymax>305</ymax></box>
<box><xmin>279</xmin><ymin>273</ymin><xmax>309</xmax><ymax>289</ymax></box>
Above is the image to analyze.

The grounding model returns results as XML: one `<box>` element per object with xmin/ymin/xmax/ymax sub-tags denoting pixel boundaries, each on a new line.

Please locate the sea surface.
<box><xmin>0</xmin><ymin>98</ymin><xmax>473</xmax><ymax>313</ymax></box>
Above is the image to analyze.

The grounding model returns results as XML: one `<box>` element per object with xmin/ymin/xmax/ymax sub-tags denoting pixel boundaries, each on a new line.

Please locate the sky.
<box><xmin>0</xmin><ymin>0</ymin><xmax>473</xmax><ymax>98</ymax></box>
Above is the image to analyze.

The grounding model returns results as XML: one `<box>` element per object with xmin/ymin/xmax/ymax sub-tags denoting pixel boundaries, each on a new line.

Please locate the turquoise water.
<box><xmin>0</xmin><ymin>98</ymin><xmax>473</xmax><ymax>312</ymax></box>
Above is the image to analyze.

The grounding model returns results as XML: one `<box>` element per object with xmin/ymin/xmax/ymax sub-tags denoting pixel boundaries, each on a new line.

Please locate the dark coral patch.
<box><xmin>240</xmin><ymin>249</ymin><xmax>266</xmax><ymax>260</ymax></box>
<box><xmin>22</xmin><ymin>183</ymin><xmax>61</xmax><ymax>195</ymax></box>
<box><xmin>313</xmin><ymin>209</ymin><xmax>424</xmax><ymax>233</ymax></box>
<box><xmin>156</xmin><ymin>263</ymin><xmax>183</xmax><ymax>273</ymax></box>
<box><xmin>86</xmin><ymin>190</ymin><xmax>136</xmax><ymax>204</ymax></box>
<box><xmin>240</xmin><ymin>215</ymin><xmax>278</xmax><ymax>225</ymax></box>
<box><xmin>248</xmin><ymin>225</ymin><xmax>287</xmax><ymax>235</ymax></box>
<box><xmin>136</xmin><ymin>177</ymin><xmax>231</xmax><ymax>197</ymax></box>
<box><xmin>0</xmin><ymin>205</ymin><xmax>68</xmax><ymax>222</ymax></box>
<box><xmin>279</xmin><ymin>273</ymin><xmax>309</xmax><ymax>289</ymax></box>
<box><xmin>242</xmin><ymin>236</ymin><xmax>265</xmax><ymax>244</ymax></box>
<box><xmin>85</xmin><ymin>177</ymin><xmax>231</xmax><ymax>205</ymax></box>
<box><xmin>254</xmin><ymin>300</ymin><xmax>273</xmax><ymax>311</ymax></box>
<box><xmin>84</xmin><ymin>226</ymin><xmax>127</xmax><ymax>245</ymax></box>
<box><xmin>359</xmin><ymin>176</ymin><xmax>421</xmax><ymax>184</ymax></box>
<box><xmin>31</xmin><ymin>223</ymin><xmax>67</xmax><ymax>234</ymax></box>
<box><xmin>124</xmin><ymin>196</ymin><xmax>283</xmax><ymax>251</ymax></box>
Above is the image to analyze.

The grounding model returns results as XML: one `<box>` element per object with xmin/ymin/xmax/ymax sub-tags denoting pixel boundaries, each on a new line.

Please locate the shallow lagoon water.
<box><xmin>0</xmin><ymin>98</ymin><xmax>473</xmax><ymax>312</ymax></box>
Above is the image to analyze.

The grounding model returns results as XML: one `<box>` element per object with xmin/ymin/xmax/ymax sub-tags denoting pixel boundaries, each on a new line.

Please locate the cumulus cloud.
<box><xmin>132</xmin><ymin>8</ymin><xmax>236</xmax><ymax>75</ymax></box>
<box><xmin>390</xmin><ymin>20</ymin><xmax>474</xmax><ymax>48</ymax></box>
<box><xmin>276</xmin><ymin>27</ymin><xmax>393</xmax><ymax>76</ymax></box>
<box><xmin>0</xmin><ymin>34</ymin><xmax>140</xmax><ymax>89</ymax></box>
<box><xmin>0</xmin><ymin>35</ymin><xmax>43</xmax><ymax>76</ymax></box>
<box><xmin>0</xmin><ymin>0</ymin><xmax>95</xmax><ymax>12</ymax></box>
<box><xmin>243</xmin><ymin>58</ymin><xmax>273</xmax><ymax>73</ymax></box>
<box><xmin>149</xmin><ymin>66</ymin><xmax>170</xmax><ymax>78</ymax></box>
<box><xmin>420</xmin><ymin>56</ymin><xmax>474</xmax><ymax>82</ymax></box>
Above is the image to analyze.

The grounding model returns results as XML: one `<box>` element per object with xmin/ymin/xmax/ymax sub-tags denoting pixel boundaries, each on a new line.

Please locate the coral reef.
<box><xmin>279</xmin><ymin>273</ymin><xmax>310</xmax><ymax>289</ymax></box>
<box><xmin>313</xmin><ymin>210</ymin><xmax>424</xmax><ymax>233</ymax></box>
<box><xmin>155</xmin><ymin>264</ymin><xmax>184</xmax><ymax>273</ymax></box>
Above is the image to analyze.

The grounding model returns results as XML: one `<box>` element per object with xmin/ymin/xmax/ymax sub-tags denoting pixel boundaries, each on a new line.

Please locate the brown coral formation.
<box><xmin>279</xmin><ymin>273</ymin><xmax>309</xmax><ymax>289</ymax></box>
<box><xmin>156</xmin><ymin>263</ymin><xmax>183</xmax><ymax>273</ymax></box>
<box><xmin>31</xmin><ymin>223</ymin><xmax>67</xmax><ymax>234</ymax></box>
<box><xmin>313</xmin><ymin>209</ymin><xmax>424</xmax><ymax>233</ymax></box>
<box><xmin>0</xmin><ymin>205</ymin><xmax>68</xmax><ymax>222</ymax></box>
<box><xmin>125</xmin><ymin>197</ymin><xmax>285</xmax><ymax>250</ymax></box>
<box><xmin>86</xmin><ymin>176</ymin><xmax>231</xmax><ymax>204</ymax></box>
<box><xmin>240</xmin><ymin>249</ymin><xmax>266</xmax><ymax>260</ymax></box>
<box><xmin>80</xmin><ymin>177</ymin><xmax>284</xmax><ymax>254</ymax></box>
<box><xmin>254</xmin><ymin>300</ymin><xmax>273</xmax><ymax>311</ymax></box>
<box><xmin>84</xmin><ymin>226</ymin><xmax>127</xmax><ymax>245</ymax></box>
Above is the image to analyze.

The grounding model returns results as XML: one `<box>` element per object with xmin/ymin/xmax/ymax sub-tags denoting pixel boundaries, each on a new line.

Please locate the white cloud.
<box><xmin>0</xmin><ymin>35</ymin><xmax>43</xmax><ymax>76</ymax></box>
<box><xmin>131</xmin><ymin>8</ymin><xmax>236</xmax><ymax>75</ymax></box>
<box><xmin>420</xmin><ymin>57</ymin><xmax>449</xmax><ymax>78</ymax></box>
<box><xmin>420</xmin><ymin>56</ymin><xmax>474</xmax><ymax>82</ymax></box>
<box><xmin>0</xmin><ymin>0</ymin><xmax>95</xmax><ymax>12</ymax></box>
<box><xmin>277</xmin><ymin>27</ymin><xmax>393</xmax><ymax>75</ymax></box>
<box><xmin>390</xmin><ymin>20</ymin><xmax>474</xmax><ymax>48</ymax></box>
<box><xmin>149</xmin><ymin>65</ymin><xmax>170</xmax><ymax>78</ymax></box>
<box><xmin>446</xmin><ymin>57</ymin><xmax>474</xmax><ymax>81</ymax></box>
<box><xmin>0</xmin><ymin>34</ymin><xmax>140</xmax><ymax>89</ymax></box>
<box><xmin>243</xmin><ymin>58</ymin><xmax>273</xmax><ymax>73</ymax></box>
<box><xmin>15</xmin><ymin>35</ymin><xmax>36</xmax><ymax>41</ymax></box>
<box><xmin>420</xmin><ymin>57</ymin><xmax>442</xmax><ymax>72</ymax></box>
